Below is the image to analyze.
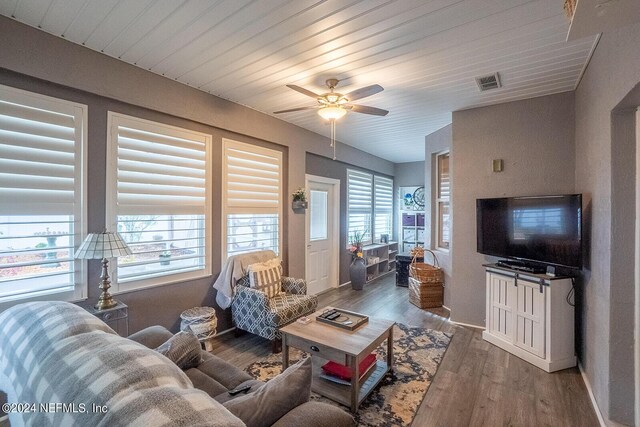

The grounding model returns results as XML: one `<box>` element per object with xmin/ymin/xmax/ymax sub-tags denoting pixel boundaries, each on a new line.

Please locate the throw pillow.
<box><xmin>247</xmin><ymin>258</ymin><xmax>283</xmax><ymax>298</ymax></box>
<box><xmin>223</xmin><ymin>357</ymin><xmax>311</xmax><ymax>427</ymax></box>
<box><xmin>155</xmin><ymin>331</ymin><xmax>202</xmax><ymax>370</ymax></box>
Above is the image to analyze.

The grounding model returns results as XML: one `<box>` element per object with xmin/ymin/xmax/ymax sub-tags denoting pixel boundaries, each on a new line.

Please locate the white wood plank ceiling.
<box><xmin>0</xmin><ymin>0</ymin><xmax>599</xmax><ymax>163</ymax></box>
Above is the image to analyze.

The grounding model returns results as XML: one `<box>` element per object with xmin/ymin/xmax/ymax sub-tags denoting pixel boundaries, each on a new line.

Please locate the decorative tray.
<box><xmin>315</xmin><ymin>307</ymin><xmax>369</xmax><ymax>331</ymax></box>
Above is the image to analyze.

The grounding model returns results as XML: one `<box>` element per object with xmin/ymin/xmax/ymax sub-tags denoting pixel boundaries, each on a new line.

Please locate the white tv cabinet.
<box><xmin>482</xmin><ymin>265</ymin><xmax>576</xmax><ymax>372</ymax></box>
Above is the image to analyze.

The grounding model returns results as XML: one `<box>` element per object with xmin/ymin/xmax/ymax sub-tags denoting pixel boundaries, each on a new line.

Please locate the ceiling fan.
<box><xmin>274</xmin><ymin>78</ymin><xmax>388</xmax><ymax>160</ymax></box>
<box><xmin>274</xmin><ymin>78</ymin><xmax>389</xmax><ymax>119</ymax></box>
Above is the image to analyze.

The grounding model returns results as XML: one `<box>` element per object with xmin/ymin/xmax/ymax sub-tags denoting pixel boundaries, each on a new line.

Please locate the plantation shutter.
<box><xmin>0</xmin><ymin>85</ymin><xmax>87</xmax><ymax>303</ymax></box>
<box><xmin>374</xmin><ymin>175</ymin><xmax>394</xmax><ymax>240</ymax></box>
<box><xmin>0</xmin><ymin>88</ymin><xmax>84</xmax><ymax>216</ymax></box>
<box><xmin>223</xmin><ymin>139</ymin><xmax>282</xmax><ymax>258</ymax></box>
<box><xmin>111</xmin><ymin>117</ymin><xmax>208</xmax><ymax>216</ymax></box>
<box><xmin>347</xmin><ymin>169</ymin><xmax>373</xmax><ymax>243</ymax></box>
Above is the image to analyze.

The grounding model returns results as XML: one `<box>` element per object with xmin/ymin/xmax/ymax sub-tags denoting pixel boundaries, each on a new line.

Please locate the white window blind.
<box><xmin>436</xmin><ymin>152</ymin><xmax>450</xmax><ymax>249</ymax></box>
<box><xmin>0</xmin><ymin>84</ymin><xmax>87</xmax><ymax>305</ymax></box>
<box><xmin>223</xmin><ymin>139</ymin><xmax>282</xmax><ymax>259</ymax></box>
<box><xmin>374</xmin><ymin>175</ymin><xmax>394</xmax><ymax>240</ymax></box>
<box><xmin>347</xmin><ymin>169</ymin><xmax>373</xmax><ymax>244</ymax></box>
<box><xmin>107</xmin><ymin>113</ymin><xmax>211</xmax><ymax>290</ymax></box>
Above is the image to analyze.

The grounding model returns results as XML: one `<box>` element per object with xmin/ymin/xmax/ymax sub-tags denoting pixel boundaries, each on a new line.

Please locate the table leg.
<box><xmin>282</xmin><ymin>334</ymin><xmax>290</xmax><ymax>372</ymax></box>
<box><xmin>387</xmin><ymin>325</ymin><xmax>394</xmax><ymax>371</ymax></box>
<box><xmin>350</xmin><ymin>354</ymin><xmax>360</xmax><ymax>413</ymax></box>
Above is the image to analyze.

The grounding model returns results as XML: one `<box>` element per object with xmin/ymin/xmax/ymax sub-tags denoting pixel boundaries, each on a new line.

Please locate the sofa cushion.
<box><xmin>248</xmin><ymin>258</ymin><xmax>283</xmax><ymax>298</ymax></box>
<box><xmin>197</xmin><ymin>351</ymin><xmax>254</xmax><ymax>389</ymax></box>
<box><xmin>184</xmin><ymin>367</ymin><xmax>229</xmax><ymax>399</ymax></box>
<box><xmin>222</xmin><ymin>357</ymin><xmax>312</xmax><ymax>427</ymax></box>
<box><xmin>213</xmin><ymin>378</ymin><xmax>265</xmax><ymax>404</ymax></box>
<box><xmin>128</xmin><ymin>325</ymin><xmax>174</xmax><ymax>349</ymax></box>
<box><xmin>155</xmin><ymin>330</ymin><xmax>202</xmax><ymax>370</ymax></box>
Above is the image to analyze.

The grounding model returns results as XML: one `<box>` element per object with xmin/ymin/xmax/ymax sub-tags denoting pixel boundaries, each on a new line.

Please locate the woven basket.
<box><xmin>409</xmin><ymin>249</ymin><xmax>444</xmax><ymax>284</ymax></box>
<box><xmin>408</xmin><ymin>249</ymin><xmax>444</xmax><ymax>308</ymax></box>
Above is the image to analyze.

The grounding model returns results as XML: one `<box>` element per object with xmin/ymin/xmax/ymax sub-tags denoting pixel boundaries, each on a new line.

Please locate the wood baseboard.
<box><xmin>578</xmin><ymin>362</ymin><xmax>606</xmax><ymax>427</ymax></box>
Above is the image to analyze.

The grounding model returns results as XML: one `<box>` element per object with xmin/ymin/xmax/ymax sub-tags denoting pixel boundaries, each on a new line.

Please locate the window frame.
<box><xmin>221</xmin><ymin>138</ymin><xmax>283</xmax><ymax>260</ymax></box>
<box><xmin>0</xmin><ymin>84</ymin><xmax>88</xmax><ymax>309</ymax></box>
<box><xmin>105</xmin><ymin>112</ymin><xmax>212</xmax><ymax>293</ymax></box>
<box><xmin>435</xmin><ymin>151</ymin><xmax>450</xmax><ymax>251</ymax></box>
<box><xmin>347</xmin><ymin>169</ymin><xmax>394</xmax><ymax>245</ymax></box>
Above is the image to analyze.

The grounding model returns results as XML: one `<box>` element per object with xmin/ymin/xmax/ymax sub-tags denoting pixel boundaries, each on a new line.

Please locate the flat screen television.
<box><xmin>476</xmin><ymin>194</ymin><xmax>582</xmax><ymax>269</ymax></box>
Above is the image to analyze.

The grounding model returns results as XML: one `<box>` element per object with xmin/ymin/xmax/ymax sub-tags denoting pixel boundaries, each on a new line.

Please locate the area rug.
<box><xmin>245</xmin><ymin>323</ymin><xmax>452</xmax><ymax>427</ymax></box>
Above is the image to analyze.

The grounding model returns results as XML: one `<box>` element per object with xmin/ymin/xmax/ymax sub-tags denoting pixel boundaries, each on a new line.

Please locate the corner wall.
<box><xmin>574</xmin><ymin>21</ymin><xmax>640</xmax><ymax>425</ymax></box>
<box><xmin>450</xmin><ymin>92</ymin><xmax>575</xmax><ymax>326</ymax></box>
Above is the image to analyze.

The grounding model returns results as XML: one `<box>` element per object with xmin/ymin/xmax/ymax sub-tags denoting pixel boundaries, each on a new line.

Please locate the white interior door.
<box><xmin>306</xmin><ymin>176</ymin><xmax>339</xmax><ymax>295</ymax></box>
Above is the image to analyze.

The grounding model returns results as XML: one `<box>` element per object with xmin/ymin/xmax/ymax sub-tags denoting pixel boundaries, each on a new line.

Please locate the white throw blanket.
<box><xmin>213</xmin><ymin>250</ymin><xmax>277</xmax><ymax>309</ymax></box>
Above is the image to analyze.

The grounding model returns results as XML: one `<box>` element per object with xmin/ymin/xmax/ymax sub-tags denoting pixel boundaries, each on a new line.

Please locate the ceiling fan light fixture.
<box><xmin>318</xmin><ymin>105</ymin><xmax>347</xmax><ymax>120</ymax></box>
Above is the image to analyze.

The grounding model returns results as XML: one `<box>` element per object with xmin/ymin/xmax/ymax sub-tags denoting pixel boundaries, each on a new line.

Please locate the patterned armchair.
<box><xmin>232</xmin><ymin>275</ymin><xmax>318</xmax><ymax>351</ymax></box>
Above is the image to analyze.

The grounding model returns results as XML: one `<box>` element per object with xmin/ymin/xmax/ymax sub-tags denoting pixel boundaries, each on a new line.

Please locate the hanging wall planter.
<box><xmin>292</xmin><ymin>200</ymin><xmax>308</xmax><ymax>210</ymax></box>
<box><xmin>291</xmin><ymin>187</ymin><xmax>308</xmax><ymax>212</ymax></box>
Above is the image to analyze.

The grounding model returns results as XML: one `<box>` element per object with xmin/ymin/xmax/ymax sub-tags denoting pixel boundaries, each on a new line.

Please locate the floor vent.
<box><xmin>475</xmin><ymin>72</ymin><xmax>501</xmax><ymax>91</ymax></box>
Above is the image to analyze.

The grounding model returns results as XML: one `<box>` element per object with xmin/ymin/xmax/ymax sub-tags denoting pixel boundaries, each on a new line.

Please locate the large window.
<box><xmin>222</xmin><ymin>139</ymin><xmax>282</xmax><ymax>259</ymax></box>
<box><xmin>106</xmin><ymin>113</ymin><xmax>212</xmax><ymax>291</ymax></box>
<box><xmin>435</xmin><ymin>152</ymin><xmax>450</xmax><ymax>249</ymax></box>
<box><xmin>347</xmin><ymin>169</ymin><xmax>393</xmax><ymax>244</ymax></box>
<box><xmin>0</xmin><ymin>85</ymin><xmax>87</xmax><ymax>306</ymax></box>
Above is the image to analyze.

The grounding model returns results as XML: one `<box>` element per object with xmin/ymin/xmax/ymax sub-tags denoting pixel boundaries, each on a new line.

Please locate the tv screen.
<box><xmin>476</xmin><ymin>194</ymin><xmax>582</xmax><ymax>269</ymax></box>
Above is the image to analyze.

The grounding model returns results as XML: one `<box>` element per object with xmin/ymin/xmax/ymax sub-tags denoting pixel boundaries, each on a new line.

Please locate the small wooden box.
<box><xmin>408</xmin><ymin>277</ymin><xmax>444</xmax><ymax>308</ymax></box>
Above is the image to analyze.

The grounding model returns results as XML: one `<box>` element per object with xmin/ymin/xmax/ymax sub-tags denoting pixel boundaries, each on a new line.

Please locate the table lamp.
<box><xmin>75</xmin><ymin>230</ymin><xmax>132</xmax><ymax>310</ymax></box>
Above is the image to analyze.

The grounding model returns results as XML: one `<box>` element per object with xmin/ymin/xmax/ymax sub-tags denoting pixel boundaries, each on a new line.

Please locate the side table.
<box><xmin>82</xmin><ymin>301</ymin><xmax>129</xmax><ymax>336</ymax></box>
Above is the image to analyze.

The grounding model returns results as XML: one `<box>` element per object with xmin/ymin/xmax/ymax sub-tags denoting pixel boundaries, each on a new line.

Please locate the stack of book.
<box><xmin>319</xmin><ymin>353</ymin><xmax>377</xmax><ymax>385</ymax></box>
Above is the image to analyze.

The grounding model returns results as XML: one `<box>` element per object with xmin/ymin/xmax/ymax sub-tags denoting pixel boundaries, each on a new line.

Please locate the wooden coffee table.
<box><xmin>280</xmin><ymin>307</ymin><xmax>395</xmax><ymax>413</ymax></box>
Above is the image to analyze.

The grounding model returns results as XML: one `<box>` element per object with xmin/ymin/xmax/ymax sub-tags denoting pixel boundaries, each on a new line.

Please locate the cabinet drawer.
<box><xmin>284</xmin><ymin>334</ymin><xmax>347</xmax><ymax>364</ymax></box>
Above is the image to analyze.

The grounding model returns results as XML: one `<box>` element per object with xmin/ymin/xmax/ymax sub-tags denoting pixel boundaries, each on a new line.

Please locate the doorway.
<box><xmin>305</xmin><ymin>174</ymin><xmax>340</xmax><ymax>295</ymax></box>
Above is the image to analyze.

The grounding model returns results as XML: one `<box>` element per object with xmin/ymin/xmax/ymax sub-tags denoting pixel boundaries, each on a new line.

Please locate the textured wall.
<box><xmin>424</xmin><ymin>125</ymin><xmax>453</xmax><ymax>308</ymax></box>
<box><xmin>0</xmin><ymin>17</ymin><xmax>394</xmax><ymax>334</ymax></box>
<box><xmin>574</xmin><ymin>22</ymin><xmax>640</xmax><ymax>425</ymax></box>
<box><xmin>450</xmin><ymin>92</ymin><xmax>576</xmax><ymax>327</ymax></box>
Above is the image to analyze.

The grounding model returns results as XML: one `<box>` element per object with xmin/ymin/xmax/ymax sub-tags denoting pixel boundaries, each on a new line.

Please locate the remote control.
<box><xmin>327</xmin><ymin>312</ymin><xmax>340</xmax><ymax>320</ymax></box>
<box><xmin>321</xmin><ymin>310</ymin><xmax>337</xmax><ymax>319</ymax></box>
<box><xmin>228</xmin><ymin>385</ymin><xmax>252</xmax><ymax>396</ymax></box>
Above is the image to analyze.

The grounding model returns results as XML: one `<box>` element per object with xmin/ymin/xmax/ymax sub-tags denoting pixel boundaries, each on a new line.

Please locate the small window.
<box><xmin>374</xmin><ymin>175</ymin><xmax>394</xmax><ymax>241</ymax></box>
<box><xmin>347</xmin><ymin>169</ymin><xmax>394</xmax><ymax>244</ymax></box>
<box><xmin>0</xmin><ymin>85</ymin><xmax>87</xmax><ymax>306</ymax></box>
<box><xmin>106</xmin><ymin>113</ymin><xmax>212</xmax><ymax>291</ymax></box>
<box><xmin>222</xmin><ymin>139</ymin><xmax>282</xmax><ymax>259</ymax></box>
<box><xmin>436</xmin><ymin>152</ymin><xmax>450</xmax><ymax>249</ymax></box>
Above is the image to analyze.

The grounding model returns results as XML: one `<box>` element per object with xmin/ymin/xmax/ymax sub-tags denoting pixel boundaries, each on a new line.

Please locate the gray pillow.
<box><xmin>155</xmin><ymin>331</ymin><xmax>202</xmax><ymax>370</ymax></box>
<box><xmin>223</xmin><ymin>357</ymin><xmax>312</xmax><ymax>427</ymax></box>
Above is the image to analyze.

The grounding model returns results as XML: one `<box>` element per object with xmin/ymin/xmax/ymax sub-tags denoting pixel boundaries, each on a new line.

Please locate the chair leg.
<box><xmin>272</xmin><ymin>338</ymin><xmax>282</xmax><ymax>354</ymax></box>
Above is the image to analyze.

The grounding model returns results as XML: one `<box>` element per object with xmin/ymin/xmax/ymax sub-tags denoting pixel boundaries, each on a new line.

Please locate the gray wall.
<box><xmin>450</xmin><ymin>92</ymin><xmax>575</xmax><ymax>326</ymax></box>
<box><xmin>0</xmin><ymin>16</ymin><xmax>394</xmax><ymax>334</ymax></box>
<box><xmin>306</xmin><ymin>153</ymin><xmax>394</xmax><ymax>285</ymax></box>
<box><xmin>574</xmin><ymin>21</ymin><xmax>640</xmax><ymax>425</ymax></box>
<box><xmin>394</xmin><ymin>161</ymin><xmax>426</xmax><ymax>242</ymax></box>
<box><xmin>424</xmin><ymin>125</ymin><xmax>452</xmax><ymax>307</ymax></box>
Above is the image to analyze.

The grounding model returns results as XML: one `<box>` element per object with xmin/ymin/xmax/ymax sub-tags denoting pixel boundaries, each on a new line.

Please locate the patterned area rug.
<box><xmin>245</xmin><ymin>323</ymin><xmax>452</xmax><ymax>426</ymax></box>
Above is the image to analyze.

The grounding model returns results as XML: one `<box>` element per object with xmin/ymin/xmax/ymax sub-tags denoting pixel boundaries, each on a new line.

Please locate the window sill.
<box><xmin>113</xmin><ymin>271</ymin><xmax>212</xmax><ymax>295</ymax></box>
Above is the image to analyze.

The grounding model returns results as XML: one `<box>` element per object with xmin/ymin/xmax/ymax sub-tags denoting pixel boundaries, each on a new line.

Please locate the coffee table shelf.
<box><xmin>311</xmin><ymin>357</ymin><xmax>389</xmax><ymax>408</ymax></box>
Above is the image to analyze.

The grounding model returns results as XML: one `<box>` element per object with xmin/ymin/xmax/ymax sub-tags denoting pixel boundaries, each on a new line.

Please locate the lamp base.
<box><xmin>95</xmin><ymin>257</ymin><xmax>117</xmax><ymax>310</ymax></box>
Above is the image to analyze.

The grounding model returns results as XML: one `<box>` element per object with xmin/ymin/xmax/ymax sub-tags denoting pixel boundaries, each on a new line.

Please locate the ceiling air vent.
<box><xmin>475</xmin><ymin>72</ymin><xmax>501</xmax><ymax>91</ymax></box>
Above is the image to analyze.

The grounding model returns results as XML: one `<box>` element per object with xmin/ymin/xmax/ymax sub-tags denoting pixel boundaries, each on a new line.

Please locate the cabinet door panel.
<box><xmin>514</xmin><ymin>281</ymin><xmax>545</xmax><ymax>358</ymax></box>
<box><xmin>488</xmin><ymin>274</ymin><xmax>514</xmax><ymax>340</ymax></box>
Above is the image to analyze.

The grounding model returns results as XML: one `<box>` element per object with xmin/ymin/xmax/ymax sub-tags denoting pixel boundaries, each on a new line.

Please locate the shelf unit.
<box><xmin>401</xmin><ymin>211</ymin><xmax>425</xmax><ymax>253</ymax></box>
<box><xmin>362</xmin><ymin>241</ymin><xmax>398</xmax><ymax>283</ymax></box>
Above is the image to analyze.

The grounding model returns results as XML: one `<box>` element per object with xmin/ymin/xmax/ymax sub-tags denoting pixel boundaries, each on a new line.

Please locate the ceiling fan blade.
<box><xmin>348</xmin><ymin>104</ymin><xmax>389</xmax><ymax>116</ymax></box>
<box><xmin>273</xmin><ymin>106</ymin><xmax>317</xmax><ymax>114</ymax></box>
<box><xmin>345</xmin><ymin>84</ymin><xmax>383</xmax><ymax>101</ymax></box>
<box><xmin>286</xmin><ymin>84</ymin><xmax>321</xmax><ymax>99</ymax></box>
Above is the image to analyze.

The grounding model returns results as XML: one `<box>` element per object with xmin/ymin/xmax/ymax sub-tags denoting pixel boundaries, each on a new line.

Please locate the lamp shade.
<box><xmin>318</xmin><ymin>105</ymin><xmax>347</xmax><ymax>120</ymax></box>
<box><xmin>75</xmin><ymin>231</ymin><xmax>133</xmax><ymax>259</ymax></box>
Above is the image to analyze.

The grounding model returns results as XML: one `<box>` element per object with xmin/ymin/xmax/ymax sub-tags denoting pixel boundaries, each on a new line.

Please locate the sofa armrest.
<box><xmin>127</xmin><ymin>325</ymin><xmax>174</xmax><ymax>349</ymax></box>
<box><xmin>281</xmin><ymin>276</ymin><xmax>307</xmax><ymax>295</ymax></box>
<box><xmin>272</xmin><ymin>402</ymin><xmax>355</xmax><ymax>427</ymax></box>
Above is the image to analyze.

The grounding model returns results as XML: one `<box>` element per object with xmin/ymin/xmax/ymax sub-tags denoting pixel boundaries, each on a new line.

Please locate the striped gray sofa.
<box><xmin>0</xmin><ymin>301</ymin><xmax>352</xmax><ymax>427</ymax></box>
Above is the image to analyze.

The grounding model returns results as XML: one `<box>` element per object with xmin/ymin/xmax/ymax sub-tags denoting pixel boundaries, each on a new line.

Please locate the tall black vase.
<box><xmin>350</xmin><ymin>257</ymin><xmax>367</xmax><ymax>290</ymax></box>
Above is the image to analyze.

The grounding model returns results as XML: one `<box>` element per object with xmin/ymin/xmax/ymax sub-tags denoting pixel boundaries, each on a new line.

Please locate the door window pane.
<box><xmin>310</xmin><ymin>190</ymin><xmax>328</xmax><ymax>241</ymax></box>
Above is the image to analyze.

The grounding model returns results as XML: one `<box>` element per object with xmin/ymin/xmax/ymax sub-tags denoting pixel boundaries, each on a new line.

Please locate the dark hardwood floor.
<box><xmin>210</xmin><ymin>274</ymin><xmax>599</xmax><ymax>427</ymax></box>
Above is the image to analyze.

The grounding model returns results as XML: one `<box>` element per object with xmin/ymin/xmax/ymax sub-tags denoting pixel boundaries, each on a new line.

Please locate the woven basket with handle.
<box><xmin>409</xmin><ymin>249</ymin><xmax>444</xmax><ymax>308</ymax></box>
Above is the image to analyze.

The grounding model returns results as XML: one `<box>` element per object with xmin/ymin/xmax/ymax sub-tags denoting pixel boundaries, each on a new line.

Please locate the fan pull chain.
<box><xmin>330</xmin><ymin>119</ymin><xmax>337</xmax><ymax>160</ymax></box>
